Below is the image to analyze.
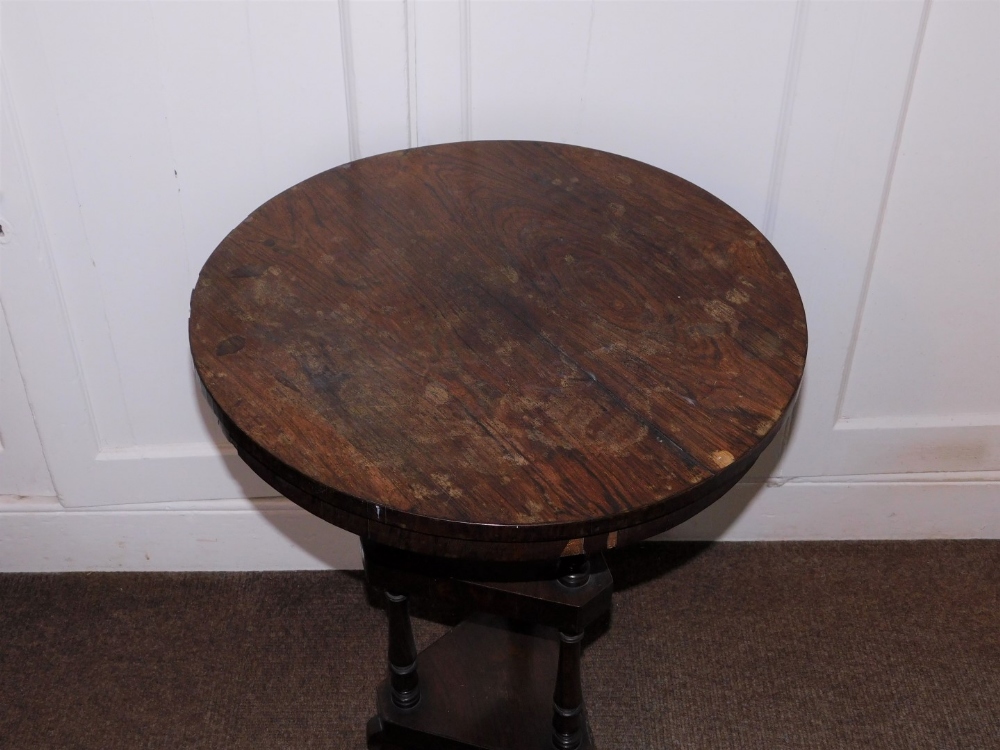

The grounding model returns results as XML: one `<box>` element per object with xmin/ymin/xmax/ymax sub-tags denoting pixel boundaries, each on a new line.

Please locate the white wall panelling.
<box><xmin>835</xmin><ymin>0</ymin><xmax>1000</xmax><ymax>474</ymax></box>
<box><xmin>1</xmin><ymin>2</ymin><xmax>330</xmax><ymax>506</ymax></box>
<box><xmin>578</xmin><ymin>1</ymin><xmax>798</xmax><ymax>227</ymax></box>
<box><xmin>469</xmin><ymin>1</ymin><xmax>596</xmax><ymax>146</ymax></box>
<box><xmin>1</xmin><ymin>1</ymin><xmax>997</xmax><ymax>569</ymax></box>
<box><xmin>0</xmin><ymin>89</ymin><xmax>53</xmax><ymax>499</ymax></box>
<box><xmin>344</xmin><ymin>0</ymin><xmax>411</xmax><ymax>157</ymax></box>
<box><xmin>0</xmin><ymin>298</ymin><xmax>55</xmax><ymax>497</ymax></box>
<box><xmin>3</xmin><ymin>4</ymin><xmax>135</xmax><ymax>454</ymax></box>
<box><xmin>764</xmin><ymin>0</ymin><xmax>930</xmax><ymax>477</ymax></box>
<box><xmin>412</xmin><ymin>0</ymin><xmax>467</xmax><ymax>146</ymax></box>
<box><xmin>2</xmin><ymin>53</ymin><xmax>103</xmax><ymax>505</ymax></box>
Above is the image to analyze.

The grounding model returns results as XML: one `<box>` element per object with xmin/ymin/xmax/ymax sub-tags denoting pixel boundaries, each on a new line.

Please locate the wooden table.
<box><xmin>189</xmin><ymin>141</ymin><xmax>807</xmax><ymax>749</ymax></box>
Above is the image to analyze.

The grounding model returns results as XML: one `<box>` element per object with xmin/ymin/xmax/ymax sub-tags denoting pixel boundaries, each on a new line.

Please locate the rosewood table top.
<box><xmin>189</xmin><ymin>141</ymin><xmax>807</xmax><ymax>561</ymax></box>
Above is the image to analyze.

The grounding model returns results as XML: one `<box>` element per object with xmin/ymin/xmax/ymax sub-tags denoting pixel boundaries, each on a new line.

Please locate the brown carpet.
<box><xmin>1</xmin><ymin>541</ymin><xmax>997</xmax><ymax>749</ymax></box>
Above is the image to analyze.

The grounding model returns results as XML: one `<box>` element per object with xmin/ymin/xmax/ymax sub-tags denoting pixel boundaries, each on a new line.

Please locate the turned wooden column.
<box><xmin>385</xmin><ymin>591</ymin><xmax>420</xmax><ymax>710</ymax></box>
<box><xmin>551</xmin><ymin>555</ymin><xmax>590</xmax><ymax>748</ymax></box>
<box><xmin>552</xmin><ymin>628</ymin><xmax>586</xmax><ymax>750</ymax></box>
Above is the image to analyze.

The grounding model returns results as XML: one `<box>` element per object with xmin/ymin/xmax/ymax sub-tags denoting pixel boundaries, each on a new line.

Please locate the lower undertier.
<box><xmin>369</xmin><ymin>615</ymin><xmax>595</xmax><ymax>750</ymax></box>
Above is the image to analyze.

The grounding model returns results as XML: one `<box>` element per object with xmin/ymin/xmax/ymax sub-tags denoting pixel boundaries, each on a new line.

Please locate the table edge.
<box><xmin>196</xmin><ymin>369</ymin><xmax>793</xmax><ymax>560</ymax></box>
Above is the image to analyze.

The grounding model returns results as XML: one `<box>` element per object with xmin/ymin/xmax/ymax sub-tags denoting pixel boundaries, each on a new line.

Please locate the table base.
<box><xmin>367</xmin><ymin>615</ymin><xmax>595</xmax><ymax>750</ymax></box>
<box><xmin>363</xmin><ymin>542</ymin><xmax>610</xmax><ymax>750</ymax></box>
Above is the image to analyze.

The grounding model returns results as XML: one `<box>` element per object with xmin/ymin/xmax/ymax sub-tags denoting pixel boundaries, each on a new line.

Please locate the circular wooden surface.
<box><xmin>190</xmin><ymin>141</ymin><xmax>807</xmax><ymax>561</ymax></box>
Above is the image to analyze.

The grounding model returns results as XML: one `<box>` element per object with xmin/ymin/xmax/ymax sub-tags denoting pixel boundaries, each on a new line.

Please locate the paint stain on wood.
<box><xmin>424</xmin><ymin>382</ymin><xmax>450</xmax><ymax>405</ymax></box>
<box><xmin>711</xmin><ymin>450</ymin><xmax>735</xmax><ymax>468</ymax></box>
<box><xmin>704</xmin><ymin>300</ymin><xmax>739</xmax><ymax>329</ymax></box>
<box><xmin>726</xmin><ymin>288</ymin><xmax>751</xmax><ymax>305</ymax></box>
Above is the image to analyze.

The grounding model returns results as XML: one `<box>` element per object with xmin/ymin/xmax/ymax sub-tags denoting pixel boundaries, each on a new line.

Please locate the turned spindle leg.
<box><xmin>551</xmin><ymin>627</ymin><xmax>585</xmax><ymax>750</ymax></box>
<box><xmin>385</xmin><ymin>591</ymin><xmax>420</xmax><ymax>710</ymax></box>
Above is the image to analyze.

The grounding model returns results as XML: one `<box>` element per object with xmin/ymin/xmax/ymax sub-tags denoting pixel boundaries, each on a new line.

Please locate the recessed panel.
<box><xmin>841</xmin><ymin>2</ymin><xmax>1000</xmax><ymax>426</ymax></box>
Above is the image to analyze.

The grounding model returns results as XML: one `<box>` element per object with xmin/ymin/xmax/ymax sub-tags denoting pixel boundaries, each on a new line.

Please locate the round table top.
<box><xmin>190</xmin><ymin>141</ymin><xmax>807</xmax><ymax>561</ymax></box>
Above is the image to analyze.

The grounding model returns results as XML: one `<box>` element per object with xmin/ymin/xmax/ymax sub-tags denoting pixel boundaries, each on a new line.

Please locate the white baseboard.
<box><xmin>0</xmin><ymin>496</ymin><xmax>362</xmax><ymax>572</ymax></box>
<box><xmin>656</xmin><ymin>479</ymin><xmax>1000</xmax><ymax>541</ymax></box>
<box><xmin>1</xmin><ymin>480</ymin><xmax>997</xmax><ymax>572</ymax></box>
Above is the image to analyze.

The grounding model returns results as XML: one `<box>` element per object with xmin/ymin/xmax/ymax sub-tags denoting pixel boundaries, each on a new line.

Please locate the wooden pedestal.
<box><xmin>368</xmin><ymin>616</ymin><xmax>593</xmax><ymax>750</ymax></box>
<box><xmin>364</xmin><ymin>543</ymin><xmax>611</xmax><ymax>750</ymax></box>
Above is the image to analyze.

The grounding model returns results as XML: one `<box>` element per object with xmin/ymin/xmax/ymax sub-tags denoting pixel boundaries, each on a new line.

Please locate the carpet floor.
<box><xmin>1</xmin><ymin>541</ymin><xmax>997</xmax><ymax>749</ymax></box>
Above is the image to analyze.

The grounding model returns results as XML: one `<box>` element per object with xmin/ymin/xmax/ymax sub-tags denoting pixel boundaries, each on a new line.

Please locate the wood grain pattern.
<box><xmin>190</xmin><ymin>141</ymin><xmax>807</xmax><ymax>559</ymax></box>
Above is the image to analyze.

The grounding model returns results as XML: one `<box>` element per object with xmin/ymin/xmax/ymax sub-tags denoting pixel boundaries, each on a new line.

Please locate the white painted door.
<box><xmin>1</xmin><ymin>1</ymin><xmax>997</xmax><ymax>550</ymax></box>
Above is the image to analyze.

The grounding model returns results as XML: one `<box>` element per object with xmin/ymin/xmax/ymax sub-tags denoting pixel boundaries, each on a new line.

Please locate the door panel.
<box><xmin>835</xmin><ymin>1</ymin><xmax>1000</xmax><ymax>474</ymax></box>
